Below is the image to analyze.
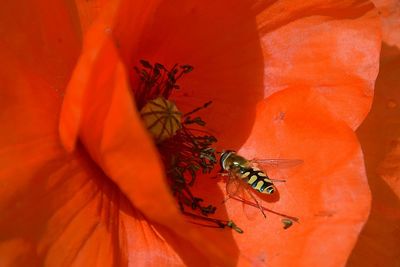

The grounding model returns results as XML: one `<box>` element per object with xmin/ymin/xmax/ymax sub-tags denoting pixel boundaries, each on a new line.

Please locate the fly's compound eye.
<box><xmin>265</xmin><ymin>186</ymin><xmax>275</xmax><ymax>194</ymax></box>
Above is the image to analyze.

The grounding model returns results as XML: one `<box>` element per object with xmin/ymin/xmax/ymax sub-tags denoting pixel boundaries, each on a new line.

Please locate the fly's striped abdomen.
<box><xmin>239</xmin><ymin>167</ymin><xmax>275</xmax><ymax>194</ymax></box>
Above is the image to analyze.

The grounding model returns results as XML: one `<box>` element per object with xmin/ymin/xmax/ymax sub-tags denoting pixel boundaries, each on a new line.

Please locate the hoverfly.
<box><xmin>220</xmin><ymin>150</ymin><xmax>303</xmax><ymax>218</ymax></box>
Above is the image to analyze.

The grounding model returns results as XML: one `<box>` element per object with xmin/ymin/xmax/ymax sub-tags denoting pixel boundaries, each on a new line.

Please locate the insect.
<box><xmin>220</xmin><ymin>150</ymin><xmax>303</xmax><ymax>217</ymax></box>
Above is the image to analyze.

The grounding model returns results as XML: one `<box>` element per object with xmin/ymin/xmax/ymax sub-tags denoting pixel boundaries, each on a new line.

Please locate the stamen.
<box><xmin>133</xmin><ymin>61</ymin><xmax>194</xmax><ymax>109</ymax></box>
<box><xmin>134</xmin><ymin>60</ymin><xmax>243</xmax><ymax>233</ymax></box>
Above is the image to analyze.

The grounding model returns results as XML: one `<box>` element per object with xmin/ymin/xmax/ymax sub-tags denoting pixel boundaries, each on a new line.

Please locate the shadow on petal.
<box><xmin>349</xmin><ymin>44</ymin><xmax>400</xmax><ymax>266</ymax></box>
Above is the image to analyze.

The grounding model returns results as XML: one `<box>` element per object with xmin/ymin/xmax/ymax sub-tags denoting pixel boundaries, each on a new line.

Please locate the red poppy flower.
<box><xmin>0</xmin><ymin>0</ymin><xmax>381</xmax><ymax>266</ymax></box>
<box><xmin>348</xmin><ymin>0</ymin><xmax>400</xmax><ymax>265</ymax></box>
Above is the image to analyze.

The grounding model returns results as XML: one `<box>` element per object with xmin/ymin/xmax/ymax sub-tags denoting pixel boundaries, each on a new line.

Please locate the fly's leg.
<box><xmin>241</xmin><ymin>189</ymin><xmax>267</xmax><ymax>219</ymax></box>
<box><xmin>270</xmin><ymin>178</ymin><xmax>286</xmax><ymax>183</ymax></box>
<box><xmin>231</xmin><ymin>196</ymin><xmax>299</xmax><ymax>222</ymax></box>
<box><xmin>250</xmin><ymin>194</ymin><xmax>267</xmax><ymax>218</ymax></box>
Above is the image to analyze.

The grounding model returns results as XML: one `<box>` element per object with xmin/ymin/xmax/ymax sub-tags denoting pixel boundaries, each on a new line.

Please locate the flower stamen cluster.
<box><xmin>134</xmin><ymin>60</ymin><xmax>243</xmax><ymax>233</ymax></box>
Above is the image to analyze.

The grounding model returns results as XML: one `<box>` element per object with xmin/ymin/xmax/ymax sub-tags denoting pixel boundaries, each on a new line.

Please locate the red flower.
<box><xmin>0</xmin><ymin>0</ymin><xmax>381</xmax><ymax>266</ymax></box>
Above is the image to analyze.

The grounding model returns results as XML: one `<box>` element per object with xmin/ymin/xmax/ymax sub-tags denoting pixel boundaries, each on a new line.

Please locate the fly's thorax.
<box><xmin>220</xmin><ymin>151</ymin><xmax>249</xmax><ymax>170</ymax></box>
<box><xmin>240</xmin><ymin>167</ymin><xmax>276</xmax><ymax>194</ymax></box>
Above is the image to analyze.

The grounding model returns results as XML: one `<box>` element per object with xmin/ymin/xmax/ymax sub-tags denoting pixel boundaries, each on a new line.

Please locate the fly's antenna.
<box><xmin>270</xmin><ymin>178</ymin><xmax>286</xmax><ymax>183</ymax></box>
<box><xmin>217</xmin><ymin>149</ymin><xmax>236</xmax><ymax>154</ymax></box>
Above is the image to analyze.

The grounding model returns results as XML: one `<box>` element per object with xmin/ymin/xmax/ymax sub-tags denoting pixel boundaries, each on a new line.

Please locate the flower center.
<box><xmin>133</xmin><ymin>60</ymin><xmax>243</xmax><ymax>233</ymax></box>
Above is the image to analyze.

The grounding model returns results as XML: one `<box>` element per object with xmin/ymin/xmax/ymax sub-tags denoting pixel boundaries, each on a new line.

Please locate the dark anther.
<box><xmin>140</xmin><ymin>60</ymin><xmax>153</xmax><ymax>69</ymax></box>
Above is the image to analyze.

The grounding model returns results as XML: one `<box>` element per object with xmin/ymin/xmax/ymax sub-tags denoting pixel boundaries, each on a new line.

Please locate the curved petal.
<box><xmin>235</xmin><ymin>88</ymin><xmax>370</xmax><ymax>266</ymax></box>
<box><xmin>0</xmin><ymin>48</ymin><xmax>189</xmax><ymax>266</ymax></box>
<box><xmin>257</xmin><ymin>0</ymin><xmax>380</xmax><ymax>129</ymax></box>
<box><xmin>0</xmin><ymin>1</ymin><xmax>209</xmax><ymax>266</ymax></box>
<box><xmin>59</xmin><ymin>7</ymin><xmax>238</xmax><ymax>265</ymax></box>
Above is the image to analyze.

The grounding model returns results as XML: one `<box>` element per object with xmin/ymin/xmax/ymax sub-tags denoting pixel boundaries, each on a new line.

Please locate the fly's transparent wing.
<box><xmin>225</xmin><ymin>171</ymin><xmax>266</xmax><ymax>219</ymax></box>
<box><xmin>225</xmin><ymin>171</ymin><xmax>245</xmax><ymax>197</ymax></box>
<box><xmin>250</xmin><ymin>158</ymin><xmax>303</xmax><ymax>169</ymax></box>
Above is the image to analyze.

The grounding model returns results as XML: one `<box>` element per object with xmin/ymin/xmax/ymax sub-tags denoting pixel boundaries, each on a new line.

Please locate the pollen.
<box><xmin>140</xmin><ymin>97</ymin><xmax>182</xmax><ymax>143</ymax></box>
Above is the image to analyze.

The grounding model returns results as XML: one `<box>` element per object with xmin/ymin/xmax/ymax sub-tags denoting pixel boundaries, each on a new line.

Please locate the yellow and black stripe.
<box><xmin>239</xmin><ymin>167</ymin><xmax>275</xmax><ymax>194</ymax></box>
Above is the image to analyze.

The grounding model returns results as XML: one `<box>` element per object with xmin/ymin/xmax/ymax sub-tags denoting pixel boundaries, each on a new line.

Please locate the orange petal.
<box><xmin>257</xmin><ymin>0</ymin><xmax>381</xmax><ymax>129</ymax></box>
<box><xmin>0</xmin><ymin>1</ymin><xmax>222</xmax><ymax>265</ymax></box>
<box><xmin>234</xmin><ymin>87</ymin><xmax>370</xmax><ymax>266</ymax></box>
<box><xmin>0</xmin><ymin>49</ymin><xmax>188</xmax><ymax>265</ymax></box>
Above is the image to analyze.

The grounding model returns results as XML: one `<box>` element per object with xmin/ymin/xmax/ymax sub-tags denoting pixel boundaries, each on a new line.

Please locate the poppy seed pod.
<box><xmin>140</xmin><ymin>97</ymin><xmax>182</xmax><ymax>143</ymax></box>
